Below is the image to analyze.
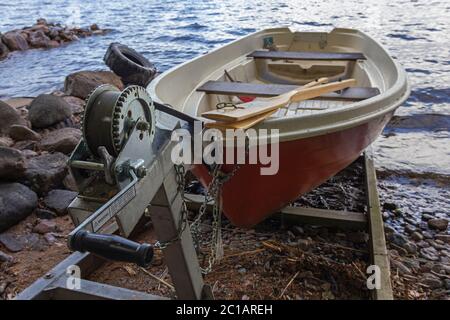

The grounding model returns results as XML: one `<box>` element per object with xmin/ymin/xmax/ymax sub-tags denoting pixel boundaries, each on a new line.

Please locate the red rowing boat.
<box><xmin>149</xmin><ymin>27</ymin><xmax>410</xmax><ymax>227</ymax></box>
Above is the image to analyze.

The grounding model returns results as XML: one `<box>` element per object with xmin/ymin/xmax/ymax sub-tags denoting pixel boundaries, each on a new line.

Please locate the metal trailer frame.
<box><xmin>16</xmin><ymin>149</ymin><xmax>392</xmax><ymax>300</ymax></box>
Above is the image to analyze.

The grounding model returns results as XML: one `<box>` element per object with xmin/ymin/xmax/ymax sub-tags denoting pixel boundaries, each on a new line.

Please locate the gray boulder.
<box><xmin>39</xmin><ymin>127</ymin><xmax>81</xmax><ymax>154</ymax></box>
<box><xmin>0</xmin><ymin>100</ymin><xmax>27</xmax><ymax>134</ymax></box>
<box><xmin>8</xmin><ymin>125</ymin><xmax>41</xmax><ymax>141</ymax></box>
<box><xmin>428</xmin><ymin>218</ymin><xmax>448</xmax><ymax>231</ymax></box>
<box><xmin>28</xmin><ymin>30</ymin><xmax>51</xmax><ymax>48</ymax></box>
<box><xmin>44</xmin><ymin>189</ymin><xmax>77</xmax><ymax>215</ymax></box>
<box><xmin>0</xmin><ymin>183</ymin><xmax>38</xmax><ymax>232</ymax></box>
<box><xmin>24</xmin><ymin>152</ymin><xmax>68</xmax><ymax>195</ymax></box>
<box><xmin>64</xmin><ymin>70</ymin><xmax>124</xmax><ymax>99</ymax></box>
<box><xmin>28</xmin><ymin>94</ymin><xmax>72</xmax><ymax>128</ymax></box>
<box><xmin>0</xmin><ymin>146</ymin><xmax>27</xmax><ymax>180</ymax></box>
<box><xmin>2</xmin><ymin>31</ymin><xmax>29</xmax><ymax>51</ymax></box>
<box><xmin>0</xmin><ymin>37</ymin><xmax>9</xmax><ymax>60</ymax></box>
<box><xmin>62</xmin><ymin>95</ymin><xmax>85</xmax><ymax>114</ymax></box>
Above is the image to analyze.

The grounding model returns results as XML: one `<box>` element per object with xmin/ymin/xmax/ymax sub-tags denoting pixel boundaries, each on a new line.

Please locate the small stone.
<box><xmin>0</xmin><ymin>136</ymin><xmax>14</xmax><ymax>147</ymax></box>
<box><xmin>402</xmin><ymin>257</ymin><xmax>420</xmax><ymax>271</ymax></box>
<box><xmin>43</xmin><ymin>189</ymin><xmax>78</xmax><ymax>215</ymax></box>
<box><xmin>389</xmin><ymin>232</ymin><xmax>408</xmax><ymax>247</ymax></box>
<box><xmin>47</xmin><ymin>40</ymin><xmax>60</xmax><ymax>48</ymax></box>
<box><xmin>404</xmin><ymin>217</ymin><xmax>417</xmax><ymax>226</ymax></box>
<box><xmin>382</xmin><ymin>202</ymin><xmax>397</xmax><ymax>211</ymax></box>
<box><xmin>28</xmin><ymin>30</ymin><xmax>51</xmax><ymax>48</ymax></box>
<box><xmin>64</xmin><ymin>71</ymin><xmax>124</xmax><ymax>99</ymax></box>
<box><xmin>411</xmin><ymin>232</ymin><xmax>423</xmax><ymax>241</ymax></box>
<box><xmin>39</xmin><ymin>127</ymin><xmax>81</xmax><ymax>154</ymax></box>
<box><xmin>238</xmin><ymin>267</ymin><xmax>246</xmax><ymax>274</ymax></box>
<box><xmin>421</xmin><ymin>275</ymin><xmax>443</xmax><ymax>289</ymax></box>
<box><xmin>422</xmin><ymin>213</ymin><xmax>434</xmax><ymax>221</ymax></box>
<box><xmin>13</xmin><ymin>139</ymin><xmax>37</xmax><ymax>151</ymax></box>
<box><xmin>384</xmin><ymin>224</ymin><xmax>396</xmax><ymax>234</ymax></box>
<box><xmin>0</xmin><ymin>183</ymin><xmax>38</xmax><ymax>232</ymax></box>
<box><xmin>2</xmin><ymin>31</ymin><xmax>29</xmax><ymax>51</ymax></box>
<box><xmin>62</xmin><ymin>95</ymin><xmax>85</xmax><ymax>114</ymax></box>
<box><xmin>0</xmin><ymin>249</ymin><xmax>13</xmax><ymax>263</ymax></box>
<box><xmin>417</xmin><ymin>240</ymin><xmax>430</xmax><ymax>248</ymax></box>
<box><xmin>435</xmin><ymin>234</ymin><xmax>450</xmax><ymax>244</ymax></box>
<box><xmin>0</xmin><ymin>38</ymin><xmax>9</xmax><ymax>60</ymax></box>
<box><xmin>421</xmin><ymin>231</ymin><xmax>433</xmax><ymax>239</ymax></box>
<box><xmin>428</xmin><ymin>218</ymin><xmax>448</xmax><ymax>231</ymax></box>
<box><xmin>391</xmin><ymin>259</ymin><xmax>412</xmax><ymax>275</ymax></box>
<box><xmin>28</xmin><ymin>94</ymin><xmax>72</xmax><ymax>128</ymax></box>
<box><xmin>420</xmin><ymin>261</ymin><xmax>435</xmax><ymax>273</ymax></box>
<box><xmin>21</xmin><ymin>149</ymin><xmax>38</xmax><ymax>158</ymax></box>
<box><xmin>33</xmin><ymin>219</ymin><xmax>57</xmax><ymax>234</ymax></box>
<box><xmin>63</xmin><ymin>173</ymin><xmax>78</xmax><ymax>191</ymax></box>
<box><xmin>0</xmin><ymin>233</ymin><xmax>24</xmax><ymax>252</ymax></box>
<box><xmin>36</xmin><ymin>18</ymin><xmax>48</xmax><ymax>25</ymax></box>
<box><xmin>382</xmin><ymin>212</ymin><xmax>391</xmax><ymax>221</ymax></box>
<box><xmin>8</xmin><ymin>125</ymin><xmax>41</xmax><ymax>141</ymax></box>
<box><xmin>24</xmin><ymin>152</ymin><xmax>68</xmax><ymax>195</ymax></box>
<box><xmin>445</xmin><ymin>279</ymin><xmax>450</xmax><ymax>290</ymax></box>
<box><xmin>431</xmin><ymin>263</ymin><xmax>445</xmax><ymax>273</ymax></box>
<box><xmin>291</xmin><ymin>225</ymin><xmax>304</xmax><ymax>236</ymax></box>
<box><xmin>0</xmin><ymin>146</ymin><xmax>27</xmax><ymax>180</ymax></box>
<box><xmin>420</xmin><ymin>247</ymin><xmax>439</xmax><ymax>261</ymax></box>
<box><xmin>90</xmin><ymin>24</ymin><xmax>100</xmax><ymax>31</ymax></box>
<box><xmin>403</xmin><ymin>241</ymin><xmax>417</xmax><ymax>254</ymax></box>
<box><xmin>34</xmin><ymin>208</ymin><xmax>57</xmax><ymax>220</ymax></box>
<box><xmin>44</xmin><ymin>233</ymin><xmax>57</xmax><ymax>244</ymax></box>
<box><xmin>0</xmin><ymin>100</ymin><xmax>27</xmax><ymax>134</ymax></box>
<box><xmin>404</xmin><ymin>224</ymin><xmax>416</xmax><ymax>234</ymax></box>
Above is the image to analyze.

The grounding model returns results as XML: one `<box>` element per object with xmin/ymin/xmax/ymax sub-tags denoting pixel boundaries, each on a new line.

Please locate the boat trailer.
<box><xmin>16</xmin><ymin>85</ymin><xmax>393</xmax><ymax>300</ymax></box>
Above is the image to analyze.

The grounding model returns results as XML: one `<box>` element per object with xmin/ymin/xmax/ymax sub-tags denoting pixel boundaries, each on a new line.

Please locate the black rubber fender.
<box><xmin>104</xmin><ymin>42</ymin><xmax>157</xmax><ymax>87</ymax></box>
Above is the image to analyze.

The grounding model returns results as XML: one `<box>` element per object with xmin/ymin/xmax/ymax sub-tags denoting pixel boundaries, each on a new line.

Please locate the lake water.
<box><xmin>0</xmin><ymin>0</ymin><xmax>449</xmax><ymax>219</ymax></box>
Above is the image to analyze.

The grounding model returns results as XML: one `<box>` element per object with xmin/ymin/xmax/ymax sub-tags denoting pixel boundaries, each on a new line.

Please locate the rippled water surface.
<box><xmin>0</xmin><ymin>0</ymin><xmax>449</xmax><ymax>212</ymax></box>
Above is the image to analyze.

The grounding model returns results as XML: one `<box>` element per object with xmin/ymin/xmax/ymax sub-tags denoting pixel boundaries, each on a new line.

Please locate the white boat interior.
<box><xmin>149</xmin><ymin>27</ymin><xmax>409</xmax><ymax>141</ymax></box>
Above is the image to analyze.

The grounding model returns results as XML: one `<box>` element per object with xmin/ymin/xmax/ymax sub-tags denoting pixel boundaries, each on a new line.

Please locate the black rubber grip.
<box><xmin>70</xmin><ymin>230</ymin><xmax>153</xmax><ymax>267</ymax></box>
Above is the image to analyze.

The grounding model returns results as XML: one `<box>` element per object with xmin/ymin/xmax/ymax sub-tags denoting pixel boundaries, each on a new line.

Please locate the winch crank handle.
<box><xmin>69</xmin><ymin>230</ymin><xmax>153</xmax><ymax>267</ymax></box>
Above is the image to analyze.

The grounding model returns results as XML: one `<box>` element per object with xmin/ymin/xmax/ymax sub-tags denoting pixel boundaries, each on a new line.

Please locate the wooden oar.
<box><xmin>204</xmin><ymin>77</ymin><xmax>329</xmax><ymax>130</ymax></box>
<box><xmin>201</xmin><ymin>78</ymin><xmax>356</xmax><ymax>122</ymax></box>
<box><xmin>205</xmin><ymin>109</ymin><xmax>278</xmax><ymax>130</ymax></box>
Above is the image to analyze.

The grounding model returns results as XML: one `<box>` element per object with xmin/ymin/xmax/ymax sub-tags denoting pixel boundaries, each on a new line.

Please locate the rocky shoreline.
<box><xmin>0</xmin><ymin>69</ymin><xmax>124</xmax><ymax>230</ymax></box>
<box><xmin>0</xmin><ymin>18</ymin><xmax>109</xmax><ymax>61</ymax></box>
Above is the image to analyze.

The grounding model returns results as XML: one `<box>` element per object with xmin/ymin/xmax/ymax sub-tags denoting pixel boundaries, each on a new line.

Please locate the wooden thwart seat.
<box><xmin>247</xmin><ymin>50</ymin><xmax>366</xmax><ymax>61</ymax></box>
<box><xmin>197</xmin><ymin>81</ymin><xmax>380</xmax><ymax>101</ymax></box>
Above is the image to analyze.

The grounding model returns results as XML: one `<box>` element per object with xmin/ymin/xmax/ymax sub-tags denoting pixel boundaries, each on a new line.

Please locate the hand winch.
<box><xmin>67</xmin><ymin>85</ymin><xmax>198</xmax><ymax>267</ymax></box>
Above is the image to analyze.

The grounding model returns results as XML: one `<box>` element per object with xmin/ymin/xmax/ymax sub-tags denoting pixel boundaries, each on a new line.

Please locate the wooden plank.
<box><xmin>248</xmin><ymin>50</ymin><xmax>366</xmax><ymax>61</ymax></box>
<box><xmin>197</xmin><ymin>81</ymin><xmax>379</xmax><ymax>101</ymax></box>
<box><xmin>364</xmin><ymin>149</ymin><xmax>393</xmax><ymax>300</ymax></box>
<box><xmin>278</xmin><ymin>206</ymin><xmax>367</xmax><ymax>230</ymax></box>
<box><xmin>185</xmin><ymin>194</ymin><xmax>367</xmax><ymax>229</ymax></box>
<box><xmin>150</xmin><ymin>183</ymin><xmax>206</xmax><ymax>300</ymax></box>
<box><xmin>201</xmin><ymin>79</ymin><xmax>356</xmax><ymax>122</ymax></box>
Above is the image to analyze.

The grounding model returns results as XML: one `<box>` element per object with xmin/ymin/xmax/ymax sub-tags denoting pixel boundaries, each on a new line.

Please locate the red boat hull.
<box><xmin>191</xmin><ymin>113</ymin><xmax>392</xmax><ymax>227</ymax></box>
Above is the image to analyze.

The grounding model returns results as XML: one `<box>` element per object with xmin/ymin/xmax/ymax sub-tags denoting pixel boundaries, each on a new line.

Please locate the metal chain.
<box><xmin>215</xmin><ymin>102</ymin><xmax>245</xmax><ymax>110</ymax></box>
<box><xmin>153</xmin><ymin>164</ymin><xmax>189</xmax><ymax>250</ymax></box>
<box><xmin>153</xmin><ymin>135</ymin><xmax>250</xmax><ymax>272</ymax></box>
